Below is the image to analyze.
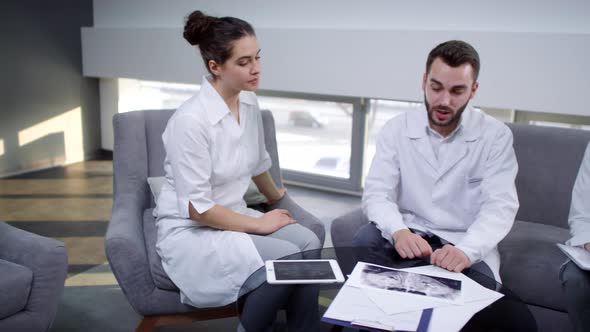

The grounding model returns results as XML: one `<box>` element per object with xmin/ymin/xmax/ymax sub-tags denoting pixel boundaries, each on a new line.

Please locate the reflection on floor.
<box><xmin>0</xmin><ymin>161</ymin><xmax>360</xmax><ymax>332</ymax></box>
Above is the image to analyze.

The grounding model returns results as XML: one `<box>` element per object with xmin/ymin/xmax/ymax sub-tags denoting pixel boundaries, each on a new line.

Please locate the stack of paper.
<box><xmin>322</xmin><ymin>262</ymin><xmax>504</xmax><ymax>332</ymax></box>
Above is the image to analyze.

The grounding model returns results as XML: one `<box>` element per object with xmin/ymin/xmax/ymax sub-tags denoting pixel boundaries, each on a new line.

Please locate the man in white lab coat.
<box><xmin>354</xmin><ymin>40</ymin><xmax>519</xmax><ymax>282</ymax></box>
<box><xmin>560</xmin><ymin>142</ymin><xmax>590</xmax><ymax>332</ymax></box>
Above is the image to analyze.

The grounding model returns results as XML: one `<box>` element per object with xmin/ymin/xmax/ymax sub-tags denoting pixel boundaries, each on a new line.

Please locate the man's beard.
<box><xmin>424</xmin><ymin>95</ymin><xmax>469</xmax><ymax>128</ymax></box>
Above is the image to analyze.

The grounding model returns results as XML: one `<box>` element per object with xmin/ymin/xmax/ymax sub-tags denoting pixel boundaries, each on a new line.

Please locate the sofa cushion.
<box><xmin>498</xmin><ymin>220</ymin><xmax>570</xmax><ymax>311</ymax></box>
<box><xmin>143</xmin><ymin>208</ymin><xmax>178</xmax><ymax>291</ymax></box>
<box><xmin>0</xmin><ymin>258</ymin><xmax>33</xmax><ymax>319</ymax></box>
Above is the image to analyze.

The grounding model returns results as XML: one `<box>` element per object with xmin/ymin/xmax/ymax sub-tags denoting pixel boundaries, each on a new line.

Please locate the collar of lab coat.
<box><xmin>198</xmin><ymin>75</ymin><xmax>258</xmax><ymax>125</ymax></box>
<box><xmin>405</xmin><ymin>104</ymin><xmax>481</xmax><ymax>142</ymax></box>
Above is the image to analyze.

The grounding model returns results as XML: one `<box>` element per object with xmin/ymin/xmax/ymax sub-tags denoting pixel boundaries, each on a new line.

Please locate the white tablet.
<box><xmin>265</xmin><ymin>259</ymin><xmax>346</xmax><ymax>284</ymax></box>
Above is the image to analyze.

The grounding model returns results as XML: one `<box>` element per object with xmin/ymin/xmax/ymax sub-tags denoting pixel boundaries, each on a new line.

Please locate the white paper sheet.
<box><xmin>323</xmin><ymin>284</ymin><xmax>423</xmax><ymax>331</ymax></box>
<box><xmin>323</xmin><ymin>262</ymin><xmax>505</xmax><ymax>332</ymax></box>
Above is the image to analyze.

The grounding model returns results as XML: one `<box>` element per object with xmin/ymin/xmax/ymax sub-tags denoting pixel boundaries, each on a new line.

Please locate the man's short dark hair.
<box><xmin>426</xmin><ymin>40</ymin><xmax>480</xmax><ymax>82</ymax></box>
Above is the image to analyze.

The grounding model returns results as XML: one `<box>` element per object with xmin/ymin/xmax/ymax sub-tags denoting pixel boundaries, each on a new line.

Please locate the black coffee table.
<box><xmin>237</xmin><ymin>247</ymin><xmax>538</xmax><ymax>332</ymax></box>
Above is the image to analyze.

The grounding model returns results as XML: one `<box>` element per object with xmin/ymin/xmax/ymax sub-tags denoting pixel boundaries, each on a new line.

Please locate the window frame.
<box><xmin>514</xmin><ymin>110</ymin><xmax>590</xmax><ymax>128</ymax></box>
<box><xmin>257</xmin><ymin>89</ymin><xmax>367</xmax><ymax>193</ymax></box>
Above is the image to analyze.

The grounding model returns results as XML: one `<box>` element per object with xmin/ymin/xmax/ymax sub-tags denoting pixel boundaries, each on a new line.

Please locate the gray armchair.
<box><xmin>106</xmin><ymin>109</ymin><xmax>325</xmax><ymax>331</ymax></box>
<box><xmin>0</xmin><ymin>221</ymin><xmax>68</xmax><ymax>332</ymax></box>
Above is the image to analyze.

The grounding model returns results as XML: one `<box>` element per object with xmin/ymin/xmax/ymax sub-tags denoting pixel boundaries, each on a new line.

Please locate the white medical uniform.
<box><xmin>363</xmin><ymin>105</ymin><xmax>519</xmax><ymax>280</ymax></box>
<box><xmin>567</xmin><ymin>142</ymin><xmax>590</xmax><ymax>247</ymax></box>
<box><xmin>154</xmin><ymin>76</ymin><xmax>271</xmax><ymax>307</ymax></box>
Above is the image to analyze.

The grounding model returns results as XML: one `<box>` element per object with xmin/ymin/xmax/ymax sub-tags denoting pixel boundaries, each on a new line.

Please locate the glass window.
<box><xmin>257</xmin><ymin>95</ymin><xmax>354</xmax><ymax>179</ymax></box>
<box><xmin>526</xmin><ymin>121</ymin><xmax>590</xmax><ymax>131</ymax></box>
<box><xmin>479</xmin><ymin>107</ymin><xmax>515</xmax><ymax>123</ymax></box>
<box><xmin>364</xmin><ymin>100</ymin><xmax>421</xmax><ymax>181</ymax></box>
<box><xmin>514</xmin><ymin>111</ymin><xmax>590</xmax><ymax>131</ymax></box>
<box><xmin>115</xmin><ymin>79</ymin><xmax>357</xmax><ymax>183</ymax></box>
<box><xmin>113</xmin><ymin>78</ymin><xmax>537</xmax><ymax>193</ymax></box>
<box><xmin>117</xmin><ymin>78</ymin><xmax>199</xmax><ymax>113</ymax></box>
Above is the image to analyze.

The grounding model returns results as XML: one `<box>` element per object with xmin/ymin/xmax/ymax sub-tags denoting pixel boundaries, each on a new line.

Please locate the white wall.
<box><xmin>92</xmin><ymin>0</ymin><xmax>590</xmax><ymax>33</ymax></box>
<box><xmin>85</xmin><ymin>0</ymin><xmax>590</xmax><ymax>148</ymax></box>
<box><xmin>99</xmin><ymin>78</ymin><xmax>117</xmax><ymax>150</ymax></box>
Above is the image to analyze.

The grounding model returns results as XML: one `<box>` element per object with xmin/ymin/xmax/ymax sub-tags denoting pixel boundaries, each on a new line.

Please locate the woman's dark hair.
<box><xmin>183</xmin><ymin>10</ymin><xmax>255</xmax><ymax>75</ymax></box>
<box><xmin>426</xmin><ymin>40</ymin><xmax>480</xmax><ymax>82</ymax></box>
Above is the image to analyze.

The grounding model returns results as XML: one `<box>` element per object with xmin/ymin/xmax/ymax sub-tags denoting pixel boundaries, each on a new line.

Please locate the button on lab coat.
<box><xmin>154</xmin><ymin>76</ymin><xmax>271</xmax><ymax>307</ymax></box>
<box><xmin>363</xmin><ymin>105</ymin><xmax>519</xmax><ymax>280</ymax></box>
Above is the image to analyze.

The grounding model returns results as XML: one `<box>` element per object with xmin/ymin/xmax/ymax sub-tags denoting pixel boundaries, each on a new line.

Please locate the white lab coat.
<box><xmin>154</xmin><ymin>76</ymin><xmax>271</xmax><ymax>307</ymax></box>
<box><xmin>567</xmin><ymin>142</ymin><xmax>590</xmax><ymax>247</ymax></box>
<box><xmin>363</xmin><ymin>105</ymin><xmax>519</xmax><ymax>280</ymax></box>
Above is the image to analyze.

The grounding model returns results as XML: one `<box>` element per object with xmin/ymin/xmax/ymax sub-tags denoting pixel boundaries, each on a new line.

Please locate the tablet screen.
<box><xmin>274</xmin><ymin>261</ymin><xmax>336</xmax><ymax>280</ymax></box>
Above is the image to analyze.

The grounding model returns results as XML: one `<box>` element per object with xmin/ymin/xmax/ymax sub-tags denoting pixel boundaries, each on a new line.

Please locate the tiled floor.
<box><xmin>0</xmin><ymin>161</ymin><xmax>113</xmax><ymax>277</ymax></box>
<box><xmin>1</xmin><ymin>160</ymin><xmax>361</xmax><ymax>331</ymax></box>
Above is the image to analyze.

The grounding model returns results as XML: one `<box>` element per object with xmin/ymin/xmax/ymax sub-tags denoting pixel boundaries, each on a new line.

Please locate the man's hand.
<box><xmin>584</xmin><ymin>243</ymin><xmax>590</xmax><ymax>251</ymax></box>
<box><xmin>392</xmin><ymin>229</ymin><xmax>433</xmax><ymax>259</ymax></box>
<box><xmin>431</xmin><ymin>244</ymin><xmax>471</xmax><ymax>272</ymax></box>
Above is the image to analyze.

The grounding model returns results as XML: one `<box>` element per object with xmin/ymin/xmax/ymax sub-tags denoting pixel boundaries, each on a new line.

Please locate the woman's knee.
<box><xmin>251</xmin><ymin>233</ymin><xmax>302</xmax><ymax>261</ymax></box>
<box><xmin>280</xmin><ymin>224</ymin><xmax>322</xmax><ymax>260</ymax></box>
<box><xmin>270</xmin><ymin>240</ymin><xmax>302</xmax><ymax>260</ymax></box>
<box><xmin>287</xmin><ymin>223</ymin><xmax>322</xmax><ymax>252</ymax></box>
<box><xmin>304</xmin><ymin>226</ymin><xmax>322</xmax><ymax>251</ymax></box>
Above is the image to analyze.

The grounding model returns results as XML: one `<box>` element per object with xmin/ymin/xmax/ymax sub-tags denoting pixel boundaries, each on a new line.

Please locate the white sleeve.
<box><xmin>567</xmin><ymin>142</ymin><xmax>590</xmax><ymax>247</ymax></box>
<box><xmin>455</xmin><ymin>126</ymin><xmax>519</xmax><ymax>264</ymax></box>
<box><xmin>164</xmin><ymin>115</ymin><xmax>215</xmax><ymax>217</ymax></box>
<box><xmin>362</xmin><ymin>122</ymin><xmax>407</xmax><ymax>243</ymax></box>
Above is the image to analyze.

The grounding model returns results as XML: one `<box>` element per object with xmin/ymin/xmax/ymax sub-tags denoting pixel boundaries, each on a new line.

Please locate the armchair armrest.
<box><xmin>106</xmin><ymin>191</ymin><xmax>157</xmax><ymax>314</ymax></box>
<box><xmin>0</xmin><ymin>222</ymin><xmax>67</xmax><ymax>331</ymax></box>
<box><xmin>269</xmin><ymin>194</ymin><xmax>326</xmax><ymax>247</ymax></box>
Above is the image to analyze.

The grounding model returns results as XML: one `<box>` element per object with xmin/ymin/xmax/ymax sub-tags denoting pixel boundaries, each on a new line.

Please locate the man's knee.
<box><xmin>352</xmin><ymin>222</ymin><xmax>388</xmax><ymax>248</ymax></box>
<box><xmin>561</xmin><ymin>261</ymin><xmax>590</xmax><ymax>288</ymax></box>
<box><xmin>470</xmin><ymin>261</ymin><xmax>495</xmax><ymax>279</ymax></box>
<box><xmin>464</xmin><ymin>261</ymin><xmax>497</xmax><ymax>290</ymax></box>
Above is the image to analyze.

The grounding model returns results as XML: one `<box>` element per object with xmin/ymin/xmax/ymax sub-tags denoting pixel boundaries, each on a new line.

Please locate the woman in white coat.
<box><xmin>155</xmin><ymin>10</ymin><xmax>322</xmax><ymax>332</ymax></box>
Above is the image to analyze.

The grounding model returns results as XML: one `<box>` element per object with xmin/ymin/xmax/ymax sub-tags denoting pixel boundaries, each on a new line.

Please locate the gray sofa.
<box><xmin>0</xmin><ymin>221</ymin><xmax>68</xmax><ymax>332</ymax></box>
<box><xmin>331</xmin><ymin>122</ymin><xmax>590</xmax><ymax>332</ymax></box>
<box><xmin>106</xmin><ymin>109</ymin><xmax>325</xmax><ymax>331</ymax></box>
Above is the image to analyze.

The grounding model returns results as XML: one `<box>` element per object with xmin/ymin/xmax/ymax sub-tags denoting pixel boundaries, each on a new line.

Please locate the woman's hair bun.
<box><xmin>183</xmin><ymin>10</ymin><xmax>216</xmax><ymax>46</ymax></box>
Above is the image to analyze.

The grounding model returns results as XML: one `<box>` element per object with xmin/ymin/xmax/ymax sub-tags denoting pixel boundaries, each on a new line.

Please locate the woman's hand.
<box><xmin>267</xmin><ymin>187</ymin><xmax>287</xmax><ymax>205</ymax></box>
<box><xmin>255</xmin><ymin>209</ymin><xmax>295</xmax><ymax>234</ymax></box>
